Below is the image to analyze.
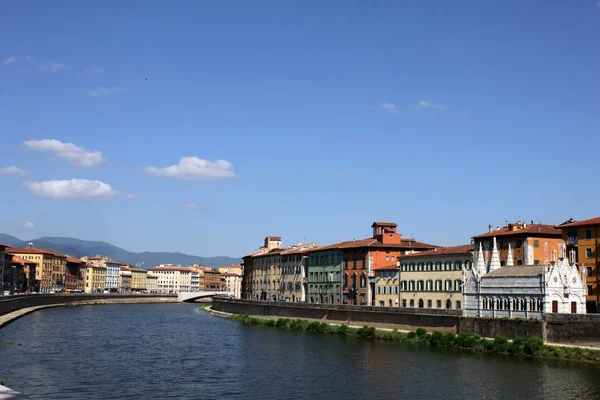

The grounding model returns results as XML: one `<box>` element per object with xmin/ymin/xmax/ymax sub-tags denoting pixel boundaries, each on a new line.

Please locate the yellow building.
<box><xmin>558</xmin><ymin>217</ymin><xmax>600</xmax><ymax>313</ymax></box>
<box><xmin>399</xmin><ymin>244</ymin><xmax>473</xmax><ymax>310</ymax></box>
<box><xmin>85</xmin><ymin>263</ymin><xmax>106</xmax><ymax>293</ymax></box>
<box><xmin>8</xmin><ymin>245</ymin><xmax>67</xmax><ymax>293</ymax></box>
<box><xmin>374</xmin><ymin>264</ymin><xmax>400</xmax><ymax>307</ymax></box>
<box><xmin>129</xmin><ymin>266</ymin><xmax>147</xmax><ymax>292</ymax></box>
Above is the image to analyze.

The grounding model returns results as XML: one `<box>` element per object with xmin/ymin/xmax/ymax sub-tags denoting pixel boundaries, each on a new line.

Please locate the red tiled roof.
<box><xmin>7</xmin><ymin>247</ymin><xmax>66</xmax><ymax>258</ymax></box>
<box><xmin>557</xmin><ymin>217</ymin><xmax>600</xmax><ymax>228</ymax></box>
<box><xmin>371</xmin><ymin>222</ymin><xmax>397</xmax><ymax>227</ymax></box>
<box><xmin>66</xmin><ymin>256</ymin><xmax>85</xmax><ymax>264</ymax></box>
<box><xmin>87</xmin><ymin>263</ymin><xmax>106</xmax><ymax>269</ymax></box>
<box><xmin>266</xmin><ymin>236</ymin><xmax>282</xmax><ymax>241</ymax></box>
<box><xmin>401</xmin><ymin>244</ymin><xmax>474</xmax><ymax>258</ymax></box>
<box><xmin>473</xmin><ymin>224</ymin><xmax>560</xmax><ymax>239</ymax></box>
<box><xmin>120</xmin><ymin>266</ymin><xmax>131</xmax><ymax>271</ymax></box>
<box><xmin>311</xmin><ymin>237</ymin><xmax>437</xmax><ymax>252</ymax></box>
<box><xmin>221</xmin><ymin>272</ymin><xmax>242</xmax><ymax>277</ymax></box>
<box><xmin>0</xmin><ymin>243</ymin><xmax>8</xmax><ymax>249</ymax></box>
<box><xmin>10</xmin><ymin>255</ymin><xmax>36</xmax><ymax>266</ymax></box>
<box><xmin>373</xmin><ymin>264</ymin><xmax>399</xmax><ymax>271</ymax></box>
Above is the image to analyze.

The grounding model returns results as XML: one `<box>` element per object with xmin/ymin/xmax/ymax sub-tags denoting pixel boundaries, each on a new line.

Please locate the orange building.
<box><xmin>557</xmin><ymin>217</ymin><xmax>600</xmax><ymax>312</ymax></box>
<box><xmin>65</xmin><ymin>257</ymin><xmax>86</xmax><ymax>292</ymax></box>
<box><xmin>8</xmin><ymin>245</ymin><xmax>67</xmax><ymax>293</ymax></box>
<box><xmin>473</xmin><ymin>221</ymin><xmax>563</xmax><ymax>267</ymax></box>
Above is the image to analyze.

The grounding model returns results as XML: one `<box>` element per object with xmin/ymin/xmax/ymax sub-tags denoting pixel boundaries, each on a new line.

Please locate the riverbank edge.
<box><xmin>0</xmin><ymin>298</ymin><xmax>177</xmax><ymax>330</ymax></box>
<box><xmin>203</xmin><ymin>306</ymin><xmax>600</xmax><ymax>363</ymax></box>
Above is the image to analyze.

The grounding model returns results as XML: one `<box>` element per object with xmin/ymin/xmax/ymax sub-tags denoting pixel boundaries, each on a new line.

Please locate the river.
<box><xmin>0</xmin><ymin>303</ymin><xmax>599</xmax><ymax>399</ymax></box>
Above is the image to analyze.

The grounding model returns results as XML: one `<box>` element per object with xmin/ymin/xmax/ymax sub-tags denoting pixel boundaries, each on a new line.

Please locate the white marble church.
<box><xmin>463</xmin><ymin>238</ymin><xmax>587</xmax><ymax>319</ymax></box>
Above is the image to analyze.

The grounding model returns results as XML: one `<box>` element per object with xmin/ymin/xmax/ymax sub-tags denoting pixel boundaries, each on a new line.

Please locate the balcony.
<box><xmin>567</xmin><ymin>237</ymin><xmax>578</xmax><ymax>246</ymax></box>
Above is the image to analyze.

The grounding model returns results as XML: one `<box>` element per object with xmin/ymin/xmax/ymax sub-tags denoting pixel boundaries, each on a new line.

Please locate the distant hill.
<box><xmin>0</xmin><ymin>235</ymin><xmax>241</xmax><ymax>269</ymax></box>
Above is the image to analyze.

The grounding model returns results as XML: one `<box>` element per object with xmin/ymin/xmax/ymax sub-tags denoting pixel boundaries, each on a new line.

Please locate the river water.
<box><xmin>0</xmin><ymin>303</ymin><xmax>599</xmax><ymax>399</ymax></box>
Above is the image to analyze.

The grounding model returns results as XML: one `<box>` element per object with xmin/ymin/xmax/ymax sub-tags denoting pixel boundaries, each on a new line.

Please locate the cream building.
<box><xmin>280</xmin><ymin>244</ymin><xmax>316</xmax><ymax>302</ymax></box>
<box><xmin>146</xmin><ymin>273</ymin><xmax>158</xmax><ymax>293</ymax></box>
<box><xmin>399</xmin><ymin>244</ymin><xmax>473</xmax><ymax>310</ymax></box>
<box><xmin>130</xmin><ymin>266</ymin><xmax>147</xmax><ymax>292</ymax></box>
<box><xmin>147</xmin><ymin>266</ymin><xmax>193</xmax><ymax>293</ymax></box>
<box><xmin>85</xmin><ymin>264</ymin><xmax>106</xmax><ymax>293</ymax></box>
<box><xmin>221</xmin><ymin>272</ymin><xmax>242</xmax><ymax>299</ymax></box>
<box><xmin>374</xmin><ymin>265</ymin><xmax>400</xmax><ymax>307</ymax></box>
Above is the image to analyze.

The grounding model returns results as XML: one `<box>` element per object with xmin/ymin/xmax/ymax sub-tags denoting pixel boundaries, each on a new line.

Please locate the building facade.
<box><xmin>85</xmin><ymin>264</ymin><xmax>106</xmax><ymax>293</ymax></box>
<box><xmin>104</xmin><ymin>260</ymin><xmax>121</xmax><ymax>293</ymax></box>
<box><xmin>200</xmin><ymin>267</ymin><xmax>221</xmax><ymax>290</ymax></box>
<box><xmin>120</xmin><ymin>267</ymin><xmax>132</xmax><ymax>293</ymax></box>
<box><xmin>307</xmin><ymin>246</ymin><xmax>343</xmax><ymax>305</ymax></box>
<box><xmin>464</xmin><ymin>246</ymin><xmax>587</xmax><ymax>319</ymax></box>
<box><xmin>65</xmin><ymin>257</ymin><xmax>86</xmax><ymax>291</ymax></box>
<box><xmin>147</xmin><ymin>266</ymin><xmax>193</xmax><ymax>293</ymax></box>
<box><xmin>279</xmin><ymin>245</ymin><xmax>314</xmax><ymax>302</ymax></box>
<box><xmin>130</xmin><ymin>267</ymin><xmax>147</xmax><ymax>292</ymax></box>
<box><xmin>398</xmin><ymin>245</ymin><xmax>473</xmax><ymax>310</ymax></box>
<box><xmin>146</xmin><ymin>273</ymin><xmax>158</xmax><ymax>293</ymax></box>
<box><xmin>558</xmin><ymin>217</ymin><xmax>600</xmax><ymax>312</ymax></box>
<box><xmin>374</xmin><ymin>265</ymin><xmax>400</xmax><ymax>307</ymax></box>
<box><xmin>221</xmin><ymin>272</ymin><xmax>242</xmax><ymax>299</ymax></box>
<box><xmin>8</xmin><ymin>245</ymin><xmax>67</xmax><ymax>293</ymax></box>
<box><xmin>473</xmin><ymin>221</ymin><xmax>563</xmax><ymax>268</ymax></box>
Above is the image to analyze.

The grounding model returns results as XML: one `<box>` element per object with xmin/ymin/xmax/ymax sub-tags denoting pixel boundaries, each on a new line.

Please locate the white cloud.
<box><xmin>375</xmin><ymin>101</ymin><xmax>399</xmax><ymax>114</ymax></box>
<box><xmin>126</xmin><ymin>193</ymin><xmax>136</xmax><ymax>200</ymax></box>
<box><xmin>0</xmin><ymin>166</ymin><xmax>30</xmax><ymax>176</ymax></box>
<box><xmin>145</xmin><ymin>157</ymin><xmax>237</xmax><ymax>181</ymax></box>
<box><xmin>597</xmin><ymin>0</ymin><xmax>600</xmax><ymax>7</ymax></box>
<box><xmin>185</xmin><ymin>203</ymin><xmax>202</xmax><ymax>209</ymax></box>
<box><xmin>3</xmin><ymin>56</ymin><xmax>16</xmax><ymax>65</ymax></box>
<box><xmin>86</xmin><ymin>66</ymin><xmax>105</xmax><ymax>75</ymax></box>
<box><xmin>88</xmin><ymin>86</ymin><xmax>127</xmax><ymax>96</ymax></box>
<box><xmin>40</xmin><ymin>62</ymin><xmax>74</xmax><ymax>72</ymax></box>
<box><xmin>24</xmin><ymin>221</ymin><xmax>35</xmax><ymax>229</ymax></box>
<box><xmin>24</xmin><ymin>55</ymin><xmax>33</xmax><ymax>61</ymax></box>
<box><xmin>416</xmin><ymin>100</ymin><xmax>447</xmax><ymax>111</ymax></box>
<box><xmin>23</xmin><ymin>139</ymin><xmax>105</xmax><ymax>167</ymax></box>
<box><xmin>23</xmin><ymin>179</ymin><xmax>118</xmax><ymax>200</ymax></box>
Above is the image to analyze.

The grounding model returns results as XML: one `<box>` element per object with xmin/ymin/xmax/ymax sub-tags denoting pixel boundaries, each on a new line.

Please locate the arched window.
<box><xmin>426</xmin><ymin>262</ymin><xmax>432</xmax><ymax>271</ymax></box>
<box><xmin>426</xmin><ymin>280</ymin><xmax>433</xmax><ymax>291</ymax></box>
<box><xmin>445</xmin><ymin>280</ymin><xmax>452</xmax><ymax>291</ymax></box>
<box><xmin>418</xmin><ymin>299</ymin><xmax>424</xmax><ymax>308</ymax></box>
<box><xmin>454</xmin><ymin>280</ymin><xmax>462</xmax><ymax>292</ymax></box>
<box><xmin>377</xmin><ymin>286</ymin><xmax>381</xmax><ymax>295</ymax></box>
<box><xmin>343</xmin><ymin>273</ymin><xmax>348</xmax><ymax>287</ymax></box>
<box><xmin>504</xmin><ymin>298</ymin><xmax>510</xmax><ymax>310</ymax></box>
<box><xmin>455</xmin><ymin>261</ymin><xmax>462</xmax><ymax>270</ymax></box>
<box><xmin>446</xmin><ymin>299</ymin><xmax>452</xmax><ymax>309</ymax></box>
<box><xmin>360</xmin><ymin>274</ymin><xmax>367</xmax><ymax>288</ymax></box>
<box><xmin>417</xmin><ymin>263</ymin><xmax>423</xmax><ymax>271</ymax></box>
<box><xmin>409</xmin><ymin>280</ymin><xmax>415</xmax><ymax>291</ymax></box>
<box><xmin>417</xmin><ymin>280</ymin><xmax>424</xmax><ymax>291</ymax></box>
<box><xmin>351</xmin><ymin>273</ymin><xmax>357</xmax><ymax>288</ymax></box>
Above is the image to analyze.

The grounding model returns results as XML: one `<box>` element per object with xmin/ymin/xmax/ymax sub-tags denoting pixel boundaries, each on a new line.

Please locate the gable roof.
<box><xmin>7</xmin><ymin>247</ymin><xmax>67</xmax><ymax>258</ymax></box>
<box><xmin>312</xmin><ymin>237</ymin><xmax>437</xmax><ymax>252</ymax></box>
<box><xmin>483</xmin><ymin>265</ymin><xmax>544</xmax><ymax>278</ymax></box>
<box><xmin>557</xmin><ymin>217</ymin><xmax>600</xmax><ymax>228</ymax></box>
<box><xmin>473</xmin><ymin>224</ymin><xmax>560</xmax><ymax>239</ymax></box>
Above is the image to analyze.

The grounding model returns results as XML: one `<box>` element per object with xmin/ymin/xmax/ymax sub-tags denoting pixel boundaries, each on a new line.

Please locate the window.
<box><xmin>517</xmin><ymin>259</ymin><xmax>523</xmax><ymax>266</ymax></box>
<box><xmin>410</xmin><ymin>263</ymin><xmax>415</xmax><ymax>271</ymax></box>
<box><xmin>435</xmin><ymin>280</ymin><xmax>442</xmax><ymax>291</ymax></box>
<box><xmin>534</xmin><ymin>240</ymin><xmax>539</xmax><ymax>248</ymax></box>
<box><xmin>402</xmin><ymin>299</ymin><xmax>407</xmax><ymax>307</ymax></box>
<box><xmin>426</xmin><ymin>280</ymin><xmax>433</xmax><ymax>291</ymax></box>
<box><xmin>360</xmin><ymin>274</ymin><xmax>367</xmax><ymax>288</ymax></box>
<box><xmin>418</xmin><ymin>299</ymin><xmax>424</xmax><ymax>308</ymax></box>
<box><xmin>409</xmin><ymin>280</ymin><xmax>415</xmax><ymax>291</ymax></box>
<box><xmin>455</xmin><ymin>261</ymin><xmax>462</xmax><ymax>270</ymax></box>
<box><xmin>446</xmin><ymin>300</ymin><xmax>452</xmax><ymax>309</ymax></box>
<box><xmin>427</xmin><ymin>299</ymin><xmax>432</xmax><ymax>308</ymax></box>
<box><xmin>552</xmin><ymin>300</ymin><xmax>558</xmax><ymax>313</ymax></box>
<box><xmin>534</xmin><ymin>260</ymin><xmax>540</xmax><ymax>265</ymax></box>
<box><xmin>587</xmin><ymin>248</ymin><xmax>593</xmax><ymax>259</ymax></box>
<box><xmin>571</xmin><ymin>302</ymin><xmax>577</xmax><ymax>313</ymax></box>
<box><xmin>454</xmin><ymin>280</ymin><xmax>462</xmax><ymax>292</ymax></box>
<box><xmin>401</xmin><ymin>281</ymin><xmax>407</xmax><ymax>290</ymax></box>
<box><xmin>586</xmin><ymin>230</ymin><xmax>592</xmax><ymax>240</ymax></box>
<box><xmin>394</xmin><ymin>286</ymin><xmax>398</xmax><ymax>295</ymax></box>
<box><xmin>409</xmin><ymin>299</ymin><xmax>414</xmax><ymax>307</ymax></box>
<box><xmin>379</xmin><ymin>301</ymin><xmax>384</xmax><ymax>307</ymax></box>
<box><xmin>385</xmin><ymin>256</ymin><xmax>389</xmax><ymax>261</ymax></box>
<box><xmin>588</xmin><ymin>285</ymin><xmax>593</xmax><ymax>295</ymax></box>
<box><xmin>353</xmin><ymin>260</ymin><xmax>357</xmax><ymax>269</ymax></box>
<box><xmin>401</xmin><ymin>263</ymin><xmax>407</xmax><ymax>271</ymax></box>
<box><xmin>377</xmin><ymin>286</ymin><xmax>381</xmax><ymax>295</ymax></box>
<box><xmin>436</xmin><ymin>300</ymin><xmax>442</xmax><ymax>308</ymax></box>
<box><xmin>418</xmin><ymin>263</ymin><xmax>423</xmax><ymax>271</ymax></box>
<box><xmin>456</xmin><ymin>301</ymin><xmax>461</xmax><ymax>309</ymax></box>
<box><xmin>417</xmin><ymin>280</ymin><xmax>424</xmax><ymax>291</ymax></box>
<box><xmin>587</xmin><ymin>267</ymin><xmax>593</xmax><ymax>277</ymax></box>
<box><xmin>445</xmin><ymin>280</ymin><xmax>452</xmax><ymax>291</ymax></box>
<box><xmin>391</xmin><ymin>256</ymin><xmax>395</xmax><ymax>261</ymax></box>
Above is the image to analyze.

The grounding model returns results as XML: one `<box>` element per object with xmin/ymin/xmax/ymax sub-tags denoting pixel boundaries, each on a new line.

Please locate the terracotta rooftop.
<box><xmin>221</xmin><ymin>272</ymin><xmax>242</xmax><ymax>277</ymax></box>
<box><xmin>374</xmin><ymin>264</ymin><xmax>400</xmax><ymax>271</ymax></box>
<box><xmin>10</xmin><ymin>255</ymin><xmax>36</xmax><ymax>266</ymax></box>
<box><xmin>148</xmin><ymin>266</ymin><xmax>195</xmax><ymax>273</ymax></box>
<box><xmin>372</xmin><ymin>222</ymin><xmax>397</xmax><ymax>227</ymax></box>
<box><xmin>266</xmin><ymin>236</ymin><xmax>282</xmax><ymax>241</ymax></box>
<box><xmin>401</xmin><ymin>244</ymin><xmax>474</xmax><ymax>258</ymax></box>
<box><xmin>0</xmin><ymin>243</ymin><xmax>8</xmax><ymax>248</ymax></box>
<box><xmin>557</xmin><ymin>217</ymin><xmax>600</xmax><ymax>229</ymax></box>
<box><xmin>7</xmin><ymin>247</ymin><xmax>67</xmax><ymax>258</ymax></box>
<box><xmin>66</xmin><ymin>256</ymin><xmax>85</xmax><ymax>264</ymax></box>
<box><xmin>311</xmin><ymin>237</ymin><xmax>437</xmax><ymax>252</ymax></box>
<box><xmin>87</xmin><ymin>263</ymin><xmax>106</xmax><ymax>269</ymax></box>
<box><xmin>473</xmin><ymin>224</ymin><xmax>560</xmax><ymax>239</ymax></box>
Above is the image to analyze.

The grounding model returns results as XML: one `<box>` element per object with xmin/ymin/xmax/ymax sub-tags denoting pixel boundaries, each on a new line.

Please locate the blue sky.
<box><xmin>1</xmin><ymin>1</ymin><xmax>599</xmax><ymax>258</ymax></box>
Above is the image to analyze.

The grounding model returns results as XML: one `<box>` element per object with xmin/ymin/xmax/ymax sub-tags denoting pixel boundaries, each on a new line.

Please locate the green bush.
<box><xmin>336</xmin><ymin>324</ymin><xmax>349</xmax><ymax>336</ymax></box>
<box><xmin>480</xmin><ymin>338</ymin><xmax>494</xmax><ymax>351</ymax></box>
<box><xmin>493</xmin><ymin>336</ymin><xmax>509</xmax><ymax>353</ymax></box>
<box><xmin>357</xmin><ymin>325</ymin><xmax>376</xmax><ymax>340</ymax></box>
<box><xmin>509</xmin><ymin>337</ymin><xmax>524</xmax><ymax>355</ymax></box>
<box><xmin>456</xmin><ymin>333</ymin><xmax>477</xmax><ymax>349</ymax></box>
<box><xmin>442</xmin><ymin>333</ymin><xmax>456</xmax><ymax>347</ymax></box>
<box><xmin>276</xmin><ymin>318</ymin><xmax>290</xmax><ymax>329</ymax></box>
<box><xmin>524</xmin><ymin>336</ymin><xmax>544</xmax><ymax>355</ymax></box>
<box><xmin>407</xmin><ymin>331</ymin><xmax>417</xmax><ymax>340</ymax></box>
<box><xmin>430</xmin><ymin>331</ymin><xmax>444</xmax><ymax>347</ymax></box>
<box><xmin>306</xmin><ymin>321</ymin><xmax>329</xmax><ymax>333</ymax></box>
<box><xmin>265</xmin><ymin>319</ymin><xmax>276</xmax><ymax>327</ymax></box>
<box><xmin>416</xmin><ymin>328</ymin><xmax>427</xmax><ymax>338</ymax></box>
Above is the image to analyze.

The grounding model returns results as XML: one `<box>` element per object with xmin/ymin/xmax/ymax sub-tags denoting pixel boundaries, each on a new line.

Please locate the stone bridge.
<box><xmin>177</xmin><ymin>291</ymin><xmax>233</xmax><ymax>302</ymax></box>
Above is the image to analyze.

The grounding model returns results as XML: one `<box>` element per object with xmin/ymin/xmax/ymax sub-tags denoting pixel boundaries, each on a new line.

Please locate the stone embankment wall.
<box><xmin>0</xmin><ymin>294</ymin><xmax>176</xmax><ymax>317</ymax></box>
<box><xmin>214</xmin><ymin>299</ymin><xmax>588</xmax><ymax>342</ymax></box>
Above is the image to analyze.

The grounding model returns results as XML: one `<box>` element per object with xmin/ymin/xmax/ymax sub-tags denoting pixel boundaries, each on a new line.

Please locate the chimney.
<box><xmin>28</xmin><ymin>242</ymin><xmax>33</xmax><ymax>248</ymax></box>
<box><xmin>524</xmin><ymin>222</ymin><xmax>527</xmax><ymax>228</ymax></box>
<box><xmin>488</xmin><ymin>224</ymin><xmax>492</xmax><ymax>233</ymax></box>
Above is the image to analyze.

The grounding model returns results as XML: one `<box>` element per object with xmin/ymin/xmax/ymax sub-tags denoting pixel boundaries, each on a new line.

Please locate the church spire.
<box><xmin>476</xmin><ymin>242</ymin><xmax>486</xmax><ymax>275</ymax></box>
<box><xmin>506</xmin><ymin>243</ymin><xmax>514</xmax><ymax>266</ymax></box>
<box><xmin>489</xmin><ymin>237</ymin><xmax>501</xmax><ymax>272</ymax></box>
